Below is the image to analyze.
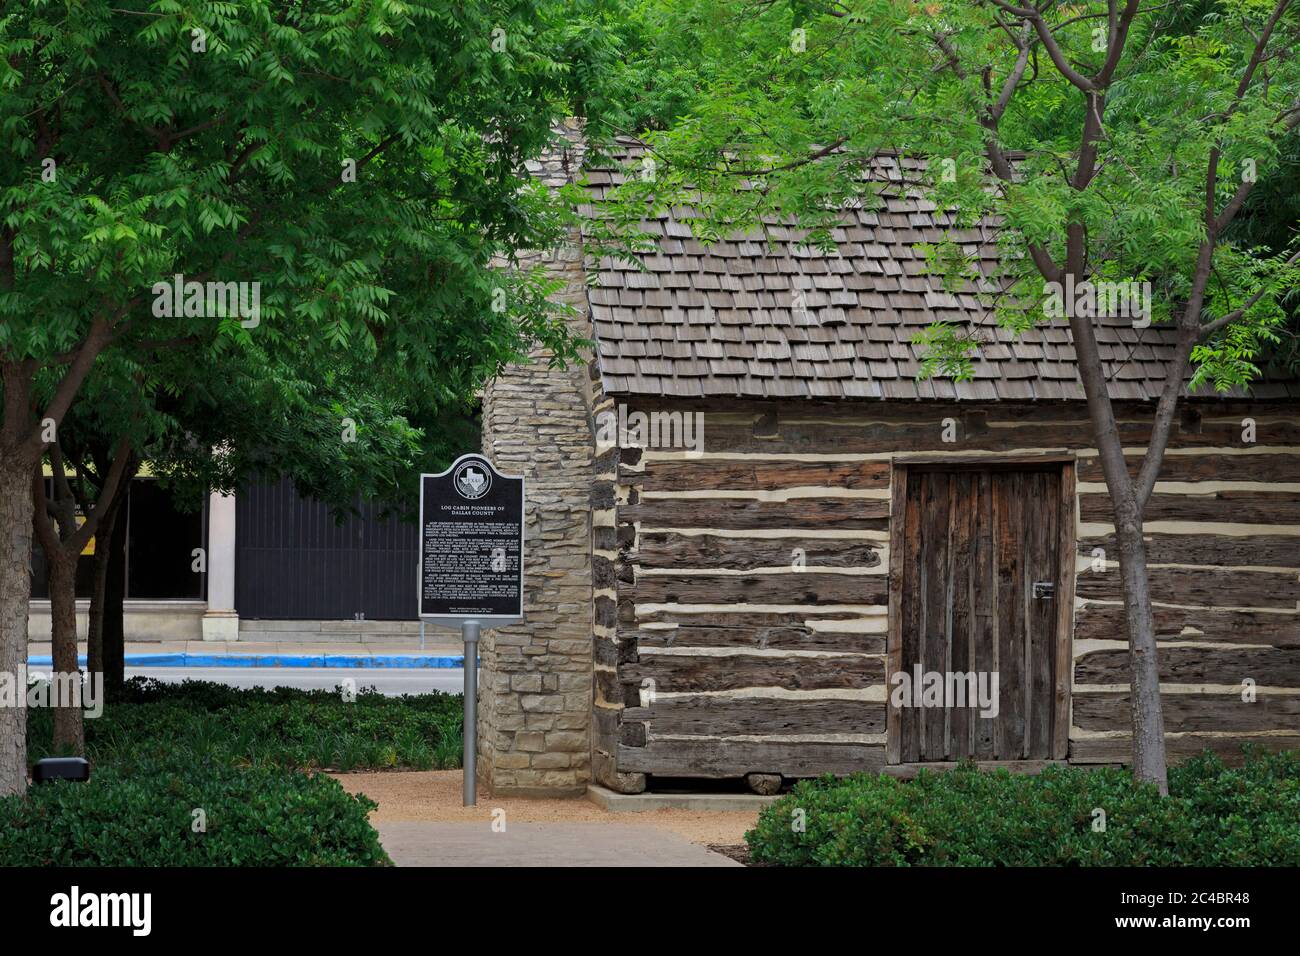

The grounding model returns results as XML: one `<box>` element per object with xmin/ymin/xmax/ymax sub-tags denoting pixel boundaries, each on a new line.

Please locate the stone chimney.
<box><xmin>476</xmin><ymin>120</ymin><xmax>598</xmax><ymax>795</ymax></box>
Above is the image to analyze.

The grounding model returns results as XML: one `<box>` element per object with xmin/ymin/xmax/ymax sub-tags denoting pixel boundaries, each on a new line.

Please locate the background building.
<box><xmin>29</xmin><ymin>476</ymin><xmax>424</xmax><ymax>645</ymax></box>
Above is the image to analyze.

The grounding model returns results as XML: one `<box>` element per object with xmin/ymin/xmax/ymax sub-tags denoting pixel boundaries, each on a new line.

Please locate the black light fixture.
<box><xmin>32</xmin><ymin>757</ymin><xmax>91</xmax><ymax>784</ymax></box>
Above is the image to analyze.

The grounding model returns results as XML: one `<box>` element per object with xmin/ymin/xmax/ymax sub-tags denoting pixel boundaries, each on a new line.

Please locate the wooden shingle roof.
<box><xmin>579</xmin><ymin>144</ymin><xmax>1300</xmax><ymax>402</ymax></box>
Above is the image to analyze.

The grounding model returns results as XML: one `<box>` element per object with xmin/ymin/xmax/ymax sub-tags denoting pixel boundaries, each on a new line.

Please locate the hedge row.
<box><xmin>0</xmin><ymin>758</ymin><xmax>388</xmax><ymax>866</ymax></box>
<box><xmin>746</xmin><ymin>750</ymin><xmax>1300</xmax><ymax>866</ymax></box>
<box><xmin>2</xmin><ymin>678</ymin><xmax>466</xmax><ymax>866</ymax></box>
<box><xmin>27</xmin><ymin>677</ymin><xmax>464</xmax><ymax>771</ymax></box>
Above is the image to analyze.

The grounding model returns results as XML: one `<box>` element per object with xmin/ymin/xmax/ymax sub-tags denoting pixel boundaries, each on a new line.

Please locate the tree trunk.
<box><xmin>86</xmin><ymin>496</ymin><xmax>122</xmax><ymax>681</ymax></box>
<box><xmin>1061</xmin><ymin>268</ymin><xmax>1173</xmax><ymax>793</ymax></box>
<box><xmin>46</xmin><ymin>554</ymin><xmax>84</xmax><ymax>754</ymax></box>
<box><xmin>0</xmin><ymin>457</ymin><xmax>33</xmax><ymax>795</ymax></box>
<box><xmin>1114</xmin><ymin>510</ymin><xmax>1169</xmax><ymax>794</ymax></box>
<box><xmin>102</xmin><ymin>502</ymin><xmax>129</xmax><ymax>698</ymax></box>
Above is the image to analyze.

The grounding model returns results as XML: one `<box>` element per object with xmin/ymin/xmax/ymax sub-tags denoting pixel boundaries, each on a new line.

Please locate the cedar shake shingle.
<box><xmin>579</xmin><ymin>144</ymin><xmax>1300</xmax><ymax>402</ymax></box>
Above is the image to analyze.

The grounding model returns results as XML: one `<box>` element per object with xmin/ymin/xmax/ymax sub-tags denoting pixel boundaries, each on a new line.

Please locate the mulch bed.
<box><xmin>708</xmin><ymin>843</ymin><xmax>764</xmax><ymax>866</ymax></box>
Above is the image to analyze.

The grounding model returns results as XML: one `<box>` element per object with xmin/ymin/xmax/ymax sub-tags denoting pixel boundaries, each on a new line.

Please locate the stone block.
<box><xmin>546</xmin><ymin>731</ymin><xmax>587</xmax><ymax>753</ymax></box>
<box><xmin>515</xmin><ymin>732</ymin><xmax>546</xmax><ymax>752</ymax></box>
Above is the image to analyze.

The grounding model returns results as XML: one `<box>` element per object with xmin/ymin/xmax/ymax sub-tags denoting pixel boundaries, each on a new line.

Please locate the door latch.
<box><xmin>1032</xmin><ymin>581</ymin><xmax>1055</xmax><ymax>600</ymax></box>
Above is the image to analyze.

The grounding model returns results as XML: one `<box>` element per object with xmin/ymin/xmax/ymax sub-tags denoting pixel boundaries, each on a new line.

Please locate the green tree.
<box><xmin>32</xmin><ymin>329</ymin><xmax>453</xmax><ymax>753</ymax></box>
<box><xmin>0</xmin><ymin>0</ymin><xmax>623</xmax><ymax>795</ymax></box>
<box><xmin>604</xmin><ymin>0</ymin><xmax>1300</xmax><ymax>792</ymax></box>
<box><xmin>30</xmin><ymin>356</ymin><xmax>141</xmax><ymax>752</ymax></box>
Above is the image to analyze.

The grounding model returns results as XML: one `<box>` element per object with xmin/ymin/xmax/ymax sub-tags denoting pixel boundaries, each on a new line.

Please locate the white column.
<box><xmin>201</xmin><ymin>490</ymin><xmax>239</xmax><ymax>642</ymax></box>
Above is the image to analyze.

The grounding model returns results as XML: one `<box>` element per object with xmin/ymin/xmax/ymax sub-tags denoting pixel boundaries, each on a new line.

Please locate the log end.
<box><xmin>745</xmin><ymin>772</ymin><xmax>783</xmax><ymax>795</ymax></box>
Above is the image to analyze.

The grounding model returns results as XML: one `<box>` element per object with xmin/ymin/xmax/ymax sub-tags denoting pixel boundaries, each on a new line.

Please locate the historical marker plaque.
<box><xmin>418</xmin><ymin>454</ymin><xmax>524</xmax><ymax>625</ymax></box>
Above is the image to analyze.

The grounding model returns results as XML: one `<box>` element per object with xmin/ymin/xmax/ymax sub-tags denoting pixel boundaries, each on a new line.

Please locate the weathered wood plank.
<box><xmin>921</xmin><ymin>470</ymin><xmax>952</xmax><ymax>760</ymax></box>
<box><xmin>695</xmin><ymin>418</ymin><xmax>1300</xmax><ymax>457</ymax></box>
<box><xmin>622</xmin><ymin>696</ymin><xmax>887</xmax><ymax>737</ymax></box>
<box><xmin>621</xmin><ymin>652</ymin><xmax>884</xmax><ymax>692</ymax></box>
<box><xmin>1077</xmin><ymin>453</ymin><xmax>1300</xmax><ymax>484</ymax></box>
<box><xmin>594</xmin><ymin>633</ymin><xmax>638</xmax><ymax>668</ymax></box>
<box><xmin>1149</xmin><ymin>420</ymin><xmax>1300</xmax><ymax>449</ymax></box>
<box><xmin>631</xmin><ymin>626</ymin><xmax>885</xmax><ymax>654</ymax></box>
<box><xmin>622</xmin><ymin>497</ymin><xmax>889</xmax><ymax>531</ymax></box>
<box><xmin>696</xmin><ymin>420</ymin><xmax>1121</xmax><ymax>455</ymax></box>
<box><xmin>1080</xmin><ymin>491</ymin><xmax>1300</xmax><ymax>525</ymax></box>
<box><xmin>1075</xmin><ymin>565</ymin><xmax>1300</xmax><ymax>609</ymax></box>
<box><xmin>1026</xmin><ymin>470</ymin><xmax>1058</xmax><ymax>760</ymax></box>
<box><xmin>617</xmin><ymin>739</ymin><xmax>887</xmax><ymax>778</ymax></box>
<box><xmin>1073</xmin><ymin>604</ymin><xmax>1299</xmax><ymax>644</ymax></box>
<box><xmin>886</xmin><ymin>462</ymin><xmax>908</xmax><ymax>765</ymax></box>
<box><xmin>595</xmin><ymin>594</ymin><xmax>617</xmax><ymax>630</ymax></box>
<box><xmin>1054</xmin><ymin>461</ymin><xmax>1077</xmax><ymax>759</ymax></box>
<box><xmin>626</xmin><ymin>459</ymin><xmax>892</xmax><ymax>491</ymax></box>
<box><xmin>595</xmin><ymin>667</ymin><xmax>638</xmax><ymax>708</ymax></box>
<box><xmin>634</xmin><ymin>532</ymin><xmax>881</xmax><ymax>571</ymax></box>
<box><xmin>593</xmin><ymin>554</ymin><xmax>616</xmax><ymax>590</ymax></box>
<box><xmin>1075</xmin><ymin>646</ymin><xmax>1300</xmax><ymax>686</ymax></box>
<box><xmin>632</xmin><ymin>572</ymin><xmax>888</xmax><ymax>606</ymax></box>
<box><xmin>1079</xmin><ymin>533</ymin><xmax>1300</xmax><ymax>569</ymax></box>
<box><xmin>1177</xmin><ymin>405</ymin><xmax>1300</xmax><ymax>421</ymax></box>
<box><xmin>995</xmin><ymin>471</ymin><xmax>1027</xmax><ymax>759</ymax></box>
<box><xmin>633</xmin><ymin>608</ymin><xmax>866</xmax><ymax>628</ymax></box>
<box><xmin>1073</xmin><ymin>691</ymin><xmax>1300</xmax><ymax>732</ymax></box>
<box><xmin>591</xmin><ymin>705</ymin><xmax>622</xmax><ymax>752</ymax></box>
<box><xmin>1069</xmin><ymin>734</ymin><xmax>1300</xmax><ymax>765</ymax></box>
<box><xmin>621</xmin><ymin>398</ymin><xmax>1093</xmax><ymax>426</ymax></box>
<box><xmin>973</xmin><ymin>469</ymin><xmax>998</xmax><ymax>760</ymax></box>
<box><xmin>619</xmin><ymin>396</ymin><xmax>1300</xmax><ymax>425</ymax></box>
<box><xmin>949</xmin><ymin>470</ymin><xmax>976</xmax><ymax>761</ymax></box>
<box><xmin>900</xmin><ymin>470</ymin><xmax>923</xmax><ymax>762</ymax></box>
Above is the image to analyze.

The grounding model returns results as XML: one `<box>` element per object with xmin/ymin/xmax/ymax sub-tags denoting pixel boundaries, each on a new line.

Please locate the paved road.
<box><xmin>126</xmin><ymin>665</ymin><xmax>466</xmax><ymax>696</ymax></box>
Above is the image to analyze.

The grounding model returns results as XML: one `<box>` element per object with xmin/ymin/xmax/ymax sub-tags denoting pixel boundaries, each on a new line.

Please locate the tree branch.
<box><xmin>24</xmin><ymin>316</ymin><xmax>115</xmax><ymax>459</ymax></box>
<box><xmin>1198</xmin><ymin>248</ymin><xmax>1300</xmax><ymax>339</ymax></box>
<box><xmin>991</xmin><ymin>24</ymin><xmax>1033</xmax><ymax>121</ymax></box>
<box><xmin>1133</xmin><ymin>331</ymin><xmax>1197</xmax><ymax>508</ymax></box>
<box><xmin>986</xmin><ymin>0</ymin><xmax>1097</xmax><ymax>92</ymax></box>
<box><xmin>31</xmin><ymin>468</ymin><xmax>62</xmax><ymax>558</ymax></box>
<box><xmin>67</xmin><ymin>436</ymin><xmax>132</xmax><ymax>554</ymax></box>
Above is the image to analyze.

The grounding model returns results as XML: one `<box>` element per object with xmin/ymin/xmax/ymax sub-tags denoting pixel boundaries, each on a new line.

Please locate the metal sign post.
<box><xmin>417</xmin><ymin>454</ymin><xmax>524</xmax><ymax>807</ymax></box>
<box><xmin>461</xmin><ymin>619</ymin><xmax>479</xmax><ymax>805</ymax></box>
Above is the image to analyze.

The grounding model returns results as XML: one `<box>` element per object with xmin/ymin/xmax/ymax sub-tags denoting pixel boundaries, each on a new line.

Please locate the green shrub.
<box><xmin>745</xmin><ymin>750</ymin><xmax>1300</xmax><ymax>866</ymax></box>
<box><xmin>27</xmin><ymin>678</ymin><xmax>464</xmax><ymax>771</ymax></box>
<box><xmin>0</xmin><ymin>759</ymin><xmax>389</xmax><ymax>867</ymax></box>
<box><xmin>11</xmin><ymin>679</ymin><xmax>461</xmax><ymax>866</ymax></box>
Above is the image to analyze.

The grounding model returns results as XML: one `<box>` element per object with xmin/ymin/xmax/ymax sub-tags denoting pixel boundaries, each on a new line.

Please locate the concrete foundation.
<box><xmin>27</xmin><ymin>599</ymin><xmax>206</xmax><ymax>643</ymax></box>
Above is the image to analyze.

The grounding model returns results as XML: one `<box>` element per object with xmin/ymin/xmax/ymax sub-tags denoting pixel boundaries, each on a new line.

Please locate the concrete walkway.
<box><xmin>376</xmin><ymin>822</ymin><xmax>741</xmax><ymax>867</ymax></box>
<box><xmin>334</xmin><ymin>770</ymin><xmax>756</xmax><ymax>868</ymax></box>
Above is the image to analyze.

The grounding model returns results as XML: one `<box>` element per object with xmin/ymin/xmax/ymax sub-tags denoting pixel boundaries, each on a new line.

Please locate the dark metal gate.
<box><xmin>235</xmin><ymin>477</ymin><xmax>418</xmax><ymax>620</ymax></box>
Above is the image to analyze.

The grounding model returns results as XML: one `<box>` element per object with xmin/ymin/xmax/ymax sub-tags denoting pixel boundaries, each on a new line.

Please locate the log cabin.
<box><xmin>472</xmin><ymin>127</ymin><xmax>1300</xmax><ymax>796</ymax></box>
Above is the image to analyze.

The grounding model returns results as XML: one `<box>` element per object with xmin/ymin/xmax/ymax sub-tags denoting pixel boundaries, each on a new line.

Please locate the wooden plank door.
<box><xmin>896</xmin><ymin>466</ymin><xmax>1063</xmax><ymax>762</ymax></box>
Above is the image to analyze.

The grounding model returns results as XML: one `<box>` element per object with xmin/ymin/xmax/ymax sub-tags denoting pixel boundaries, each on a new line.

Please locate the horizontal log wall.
<box><xmin>608</xmin><ymin>399</ymin><xmax>1300</xmax><ymax>779</ymax></box>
